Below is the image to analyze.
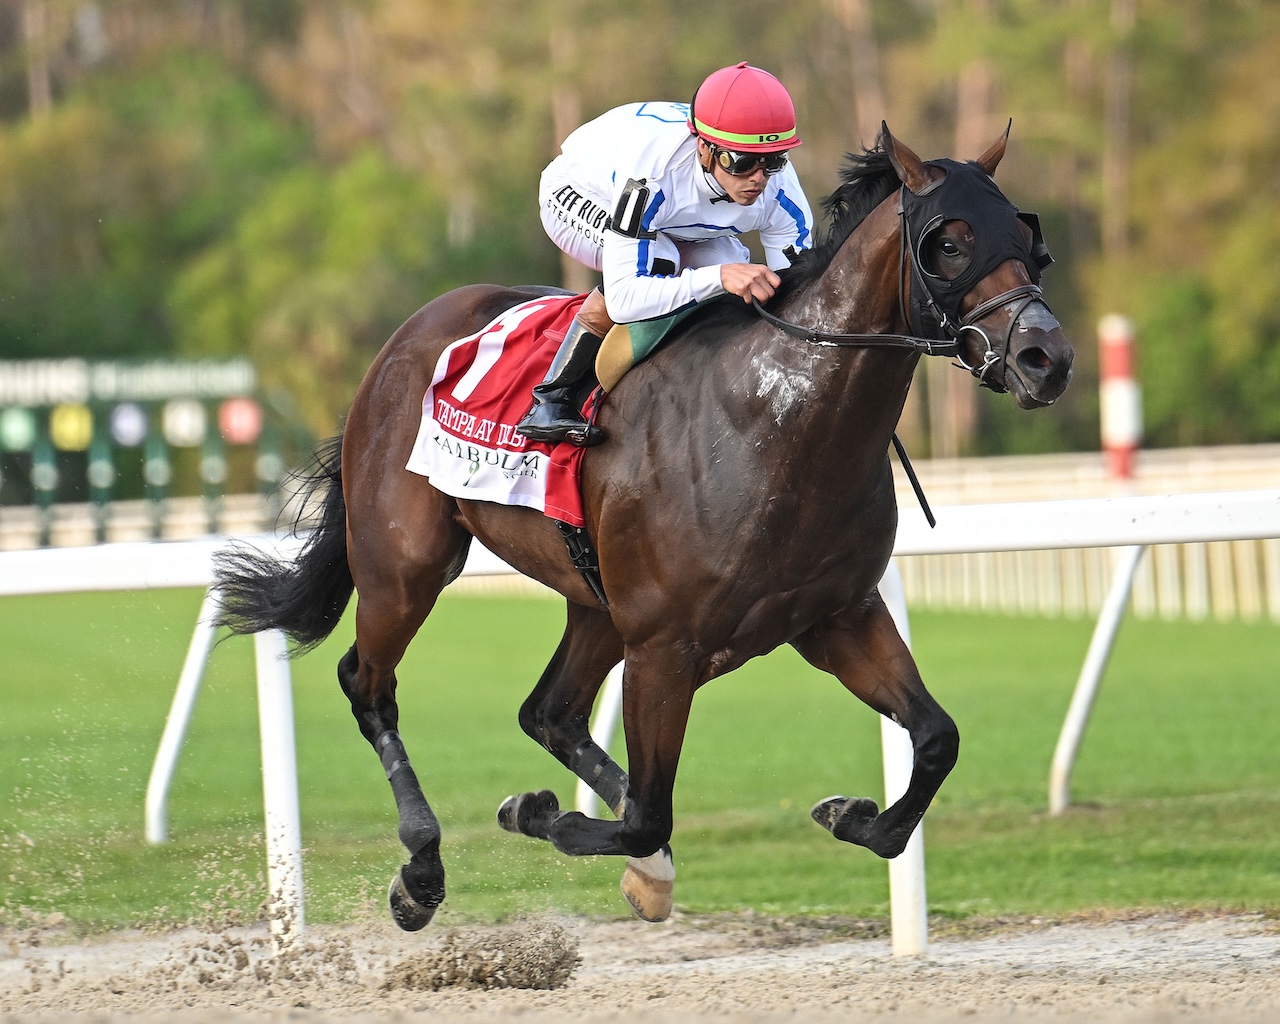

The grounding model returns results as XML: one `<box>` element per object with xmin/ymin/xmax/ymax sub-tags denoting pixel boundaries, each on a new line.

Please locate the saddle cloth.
<box><xmin>405</xmin><ymin>293</ymin><xmax>595</xmax><ymax>527</ymax></box>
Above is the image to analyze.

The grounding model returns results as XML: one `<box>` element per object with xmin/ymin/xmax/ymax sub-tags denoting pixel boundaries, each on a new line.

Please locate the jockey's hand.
<box><xmin>720</xmin><ymin>263</ymin><xmax>781</xmax><ymax>304</ymax></box>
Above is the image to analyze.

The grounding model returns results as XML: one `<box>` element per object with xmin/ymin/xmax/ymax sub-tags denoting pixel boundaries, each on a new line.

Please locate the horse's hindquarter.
<box><xmin>343</xmin><ymin>285</ymin><xmax>580</xmax><ymax>592</ymax></box>
<box><xmin>585</xmin><ymin>318</ymin><xmax>903</xmax><ymax>678</ymax></box>
<box><xmin>347</xmin><ymin>284</ymin><xmax>566</xmax><ymax>474</ymax></box>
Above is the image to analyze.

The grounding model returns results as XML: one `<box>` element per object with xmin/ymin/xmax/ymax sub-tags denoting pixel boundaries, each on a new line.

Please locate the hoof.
<box><xmin>388</xmin><ymin>867</ymin><xmax>439</xmax><ymax>932</ymax></box>
<box><xmin>497</xmin><ymin>794</ymin><xmax>519</xmax><ymax>832</ymax></box>
<box><xmin>621</xmin><ymin>845</ymin><xmax>675</xmax><ymax>923</ymax></box>
<box><xmin>497</xmin><ymin>789</ymin><xmax>560</xmax><ymax>838</ymax></box>
<box><xmin>811</xmin><ymin>795</ymin><xmax>879</xmax><ymax>843</ymax></box>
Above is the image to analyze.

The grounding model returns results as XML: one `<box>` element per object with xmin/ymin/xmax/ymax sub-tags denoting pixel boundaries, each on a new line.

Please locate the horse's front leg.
<box><xmin>498</xmin><ymin>636</ymin><xmax>693</xmax><ymax>921</ymax></box>
<box><xmin>791</xmin><ymin>592</ymin><xmax>959</xmax><ymax>859</ymax></box>
<box><xmin>498</xmin><ymin>601</ymin><xmax>629</xmax><ymax>831</ymax></box>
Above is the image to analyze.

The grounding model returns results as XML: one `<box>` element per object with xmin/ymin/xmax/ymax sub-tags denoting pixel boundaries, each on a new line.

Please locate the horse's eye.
<box><xmin>939</xmin><ymin>239</ymin><xmax>961</xmax><ymax>258</ymax></box>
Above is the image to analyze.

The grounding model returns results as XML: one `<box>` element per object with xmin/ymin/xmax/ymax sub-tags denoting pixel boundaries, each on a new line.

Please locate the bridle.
<box><xmin>751</xmin><ymin>177</ymin><xmax>1056</xmax><ymax>396</ymax></box>
<box><xmin>936</xmin><ymin>285</ymin><xmax>1046</xmax><ymax>395</ymax></box>
<box><xmin>749</xmin><ymin>169</ymin><xmax>1058</xmax><ymax>527</ymax></box>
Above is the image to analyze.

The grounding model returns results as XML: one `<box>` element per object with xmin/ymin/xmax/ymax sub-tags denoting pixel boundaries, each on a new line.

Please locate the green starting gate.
<box><xmin>0</xmin><ymin>359</ymin><xmax>313</xmax><ymax>544</ymax></box>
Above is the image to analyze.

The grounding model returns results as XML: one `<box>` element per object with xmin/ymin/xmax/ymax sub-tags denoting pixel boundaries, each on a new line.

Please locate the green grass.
<box><xmin>1</xmin><ymin>588</ymin><xmax>1277</xmax><ymax>932</ymax></box>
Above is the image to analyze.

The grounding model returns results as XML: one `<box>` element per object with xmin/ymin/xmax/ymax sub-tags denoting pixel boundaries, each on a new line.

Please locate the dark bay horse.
<box><xmin>214</xmin><ymin>125</ymin><xmax>1074</xmax><ymax>930</ymax></box>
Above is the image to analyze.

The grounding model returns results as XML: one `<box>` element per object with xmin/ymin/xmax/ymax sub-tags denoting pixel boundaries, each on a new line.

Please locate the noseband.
<box><xmin>940</xmin><ymin>284</ymin><xmax>1045</xmax><ymax>394</ymax></box>
<box><xmin>752</xmin><ymin>166</ymin><xmax>1057</xmax><ymax>395</ymax></box>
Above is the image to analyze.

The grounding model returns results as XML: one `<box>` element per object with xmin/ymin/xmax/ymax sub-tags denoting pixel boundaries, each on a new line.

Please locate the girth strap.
<box><xmin>556</xmin><ymin>520</ymin><xmax>608</xmax><ymax>606</ymax></box>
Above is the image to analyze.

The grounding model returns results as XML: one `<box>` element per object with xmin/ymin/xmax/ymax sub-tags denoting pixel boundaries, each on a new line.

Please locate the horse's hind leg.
<box><xmin>340</xmin><ymin>512</ymin><xmax>471</xmax><ymax>931</ymax></box>
<box><xmin>495</xmin><ymin>602</ymin><xmax>630</xmax><ymax>837</ymax></box>
<box><xmin>791</xmin><ymin>593</ymin><xmax>959</xmax><ymax>860</ymax></box>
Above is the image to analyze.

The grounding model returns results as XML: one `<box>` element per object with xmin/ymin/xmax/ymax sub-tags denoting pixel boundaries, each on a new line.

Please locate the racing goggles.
<box><xmin>713</xmin><ymin>147</ymin><xmax>789</xmax><ymax>176</ymax></box>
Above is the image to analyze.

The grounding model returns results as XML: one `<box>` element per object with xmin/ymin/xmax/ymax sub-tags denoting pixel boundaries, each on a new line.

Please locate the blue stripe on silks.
<box><xmin>777</xmin><ymin>189</ymin><xmax>811</xmax><ymax>249</ymax></box>
<box><xmin>636</xmin><ymin>189</ymin><xmax>666</xmax><ymax>275</ymax></box>
<box><xmin>664</xmin><ymin>223</ymin><xmax>744</xmax><ymax>234</ymax></box>
<box><xmin>633</xmin><ymin>101</ymin><xmax>690</xmax><ymax>124</ymax></box>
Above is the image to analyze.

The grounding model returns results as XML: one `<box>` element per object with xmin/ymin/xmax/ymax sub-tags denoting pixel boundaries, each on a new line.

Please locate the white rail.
<box><xmin>1047</xmin><ymin>544</ymin><xmax>1144</xmax><ymax>815</ymax></box>
<box><xmin>891</xmin><ymin>489</ymin><xmax>1280</xmax><ymax>555</ymax></box>
<box><xmin>876</xmin><ymin>562</ymin><xmax>929</xmax><ymax>956</ymax></box>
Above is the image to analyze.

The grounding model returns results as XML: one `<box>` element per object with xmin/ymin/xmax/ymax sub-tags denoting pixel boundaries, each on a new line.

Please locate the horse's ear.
<box><xmin>880</xmin><ymin>121</ymin><xmax>931</xmax><ymax>194</ymax></box>
<box><xmin>975</xmin><ymin>119</ymin><xmax>1012</xmax><ymax>177</ymax></box>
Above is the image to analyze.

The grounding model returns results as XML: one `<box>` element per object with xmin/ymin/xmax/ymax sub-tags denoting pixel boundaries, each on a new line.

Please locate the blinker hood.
<box><xmin>900</xmin><ymin>158</ymin><xmax>1053</xmax><ymax>325</ymax></box>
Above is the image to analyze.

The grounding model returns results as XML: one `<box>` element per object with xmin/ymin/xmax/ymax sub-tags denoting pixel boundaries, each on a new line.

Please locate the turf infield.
<box><xmin>1</xmin><ymin>589</ymin><xmax>1277</xmax><ymax>931</ymax></box>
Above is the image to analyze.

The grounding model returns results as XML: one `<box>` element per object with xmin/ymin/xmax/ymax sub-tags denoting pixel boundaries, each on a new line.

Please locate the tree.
<box><xmin>0</xmin><ymin>50</ymin><xmax>303</xmax><ymax>357</ymax></box>
<box><xmin>1</xmin><ymin>0</ymin><xmax>1277</xmax><ymax>451</ymax></box>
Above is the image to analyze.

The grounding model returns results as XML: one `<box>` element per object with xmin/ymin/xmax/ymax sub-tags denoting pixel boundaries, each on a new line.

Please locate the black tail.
<box><xmin>214</xmin><ymin>435</ymin><xmax>354</xmax><ymax>652</ymax></box>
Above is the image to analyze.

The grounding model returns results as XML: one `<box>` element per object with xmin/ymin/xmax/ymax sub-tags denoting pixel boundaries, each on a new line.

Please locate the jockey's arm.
<box><xmin>601</xmin><ymin>230</ymin><xmax>794</xmax><ymax>321</ymax></box>
<box><xmin>759</xmin><ymin>170</ymin><xmax>815</xmax><ymax>269</ymax></box>
<box><xmin>599</xmin><ymin>229</ymin><xmax>726</xmax><ymax>324</ymax></box>
<box><xmin>599</xmin><ymin>164</ymin><xmax>812</xmax><ymax>322</ymax></box>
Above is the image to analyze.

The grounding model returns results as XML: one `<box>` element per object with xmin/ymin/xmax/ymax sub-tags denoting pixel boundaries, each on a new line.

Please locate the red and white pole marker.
<box><xmin>1098</xmin><ymin>314</ymin><xmax>1142</xmax><ymax>482</ymax></box>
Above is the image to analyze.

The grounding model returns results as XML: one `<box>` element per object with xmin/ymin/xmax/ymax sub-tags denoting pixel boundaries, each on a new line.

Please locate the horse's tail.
<box><xmin>213</xmin><ymin>435</ymin><xmax>354</xmax><ymax>652</ymax></box>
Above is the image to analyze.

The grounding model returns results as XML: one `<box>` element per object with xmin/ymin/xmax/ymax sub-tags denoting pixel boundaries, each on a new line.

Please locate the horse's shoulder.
<box><xmin>596</xmin><ymin>316</ymin><xmax>768</xmax><ymax>464</ymax></box>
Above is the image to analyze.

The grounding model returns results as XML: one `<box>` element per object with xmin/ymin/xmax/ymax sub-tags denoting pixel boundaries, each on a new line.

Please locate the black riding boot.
<box><xmin>516</xmin><ymin>320</ymin><xmax>606</xmax><ymax>447</ymax></box>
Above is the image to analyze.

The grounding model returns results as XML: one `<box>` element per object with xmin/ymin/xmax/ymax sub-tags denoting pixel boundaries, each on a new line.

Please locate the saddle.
<box><xmin>594</xmin><ymin>302</ymin><xmax>707</xmax><ymax>391</ymax></box>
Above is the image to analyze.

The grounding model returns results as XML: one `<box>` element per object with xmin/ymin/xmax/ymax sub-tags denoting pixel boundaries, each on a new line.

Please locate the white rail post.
<box><xmin>145</xmin><ymin>588</ymin><xmax>222</xmax><ymax>845</ymax></box>
<box><xmin>1048</xmin><ymin>543</ymin><xmax>1146</xmax><ymax>815</ymax></box>
<box><xmin>254</xmin><ymin>628</ymin><xmax>305</xmax><ymax>949</ymax></box>
<box><xmin>877</xmin><ymin>560</ymin><xmax>929</xmax><ymax>956</ymax></box>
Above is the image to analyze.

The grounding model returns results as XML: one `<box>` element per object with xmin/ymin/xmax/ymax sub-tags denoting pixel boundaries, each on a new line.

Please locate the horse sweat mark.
<box><xmin>752</xmin><ymin>359</ymin><xmax>814</xmax><ymax>426</ymax></box>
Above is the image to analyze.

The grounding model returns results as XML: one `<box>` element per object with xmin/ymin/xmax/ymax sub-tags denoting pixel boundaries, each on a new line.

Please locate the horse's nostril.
<box><xmin>1017</xmin><ymin>347</ymin><xmax>1053</xmax><ymax>373</ymax></box>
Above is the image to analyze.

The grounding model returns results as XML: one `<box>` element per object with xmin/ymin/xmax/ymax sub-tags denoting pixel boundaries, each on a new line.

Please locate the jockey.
<box><xmin>517</xmin><ymin>61</ymin><xmax>815</xmax><ymax>447</ymax></box>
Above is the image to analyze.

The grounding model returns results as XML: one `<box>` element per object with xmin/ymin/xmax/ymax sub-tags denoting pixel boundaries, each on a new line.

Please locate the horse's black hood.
<box><xmin>901</xmin><ymin>158</ymin><xmax>1053</xmax><ymax>324</ymax></box>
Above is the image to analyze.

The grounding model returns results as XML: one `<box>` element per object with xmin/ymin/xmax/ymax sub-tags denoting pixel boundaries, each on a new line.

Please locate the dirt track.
<box><xmin>2</xmin><ymin>910</ymin><xmax>1278</xmax><ymax>1022</ymax></box>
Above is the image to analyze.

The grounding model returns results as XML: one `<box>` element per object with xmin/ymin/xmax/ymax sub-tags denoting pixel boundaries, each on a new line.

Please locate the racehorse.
<box><xmin>214</xmin><ymin>124</ymin><xmax>1074</xmax><ymax>930</ymax></box>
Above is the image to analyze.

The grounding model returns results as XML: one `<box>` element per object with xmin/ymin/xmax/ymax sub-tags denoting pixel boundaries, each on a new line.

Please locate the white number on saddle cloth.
<box><xmin>404</xmin><ymin>296</ymin><xmax>589</xmax><ymax>528</ymax></box>
<box><xmin>450</xmin><ymin>299</ymin><xmax>556</xmax><ymax>401</ymax></box>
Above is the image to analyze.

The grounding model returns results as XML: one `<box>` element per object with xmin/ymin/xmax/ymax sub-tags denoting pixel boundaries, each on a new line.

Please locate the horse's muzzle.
<box><xmin>1007</xmin><ymin>331</ymin><xmax>1074</xmax><ymax>408</ymax></box>
<box><xmin>999</xmin><ymin>299</ymin><xmax>1074</xmax><ymax>409</ymax></box>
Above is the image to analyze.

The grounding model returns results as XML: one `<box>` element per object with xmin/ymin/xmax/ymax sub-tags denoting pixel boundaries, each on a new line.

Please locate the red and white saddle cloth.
<box><xmin>405</xmin><ymin>293</ymin><xmax>596</xmax><ymax>528</ymax></box>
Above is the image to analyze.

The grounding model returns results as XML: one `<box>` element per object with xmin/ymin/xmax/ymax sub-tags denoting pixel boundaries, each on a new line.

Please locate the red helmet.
<box><xmin>688</xmin><ymin>62</ymin><xmax>802</xmax><ymax>153</ymax></box>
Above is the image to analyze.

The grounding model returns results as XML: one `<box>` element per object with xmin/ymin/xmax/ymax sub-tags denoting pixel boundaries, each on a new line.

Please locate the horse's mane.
<box><xmin>779</xmin><ymin>146</ymin><xmax>900</xmax><ymax>296</ymax></box>
<box><xmin>688</xmin><ymin>145</ymin><xmax>902</xmax><ymax>332</ymax></box>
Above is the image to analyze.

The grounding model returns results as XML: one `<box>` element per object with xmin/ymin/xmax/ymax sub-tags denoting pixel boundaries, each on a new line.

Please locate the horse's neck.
<box><xmin>788</xmin><ymin>198</ymin><xmax>906</xmax><ymax>346</ymax></box>
<box><xmin>764</xmin><ymin>202</ymin><xmax>918</xmax><ymax>475</ymax></box>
